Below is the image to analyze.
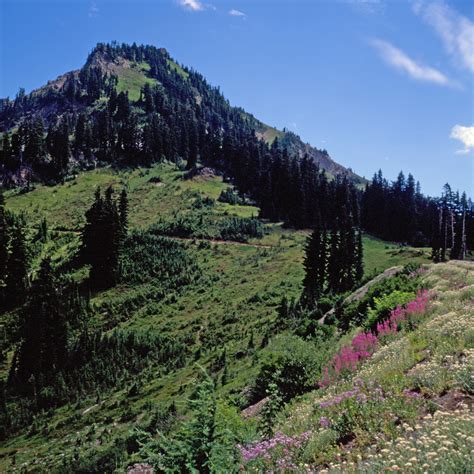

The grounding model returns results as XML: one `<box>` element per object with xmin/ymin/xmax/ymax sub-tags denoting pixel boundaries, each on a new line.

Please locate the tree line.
<box><xmin>0</xmin><ymin>42</ymin><xmax>472</xmax><ymax>253</ymax></box>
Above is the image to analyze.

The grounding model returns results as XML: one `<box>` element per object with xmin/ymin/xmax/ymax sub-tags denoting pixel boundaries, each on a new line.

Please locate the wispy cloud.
<box><xmin>413</xmin><ymin>1</ymin><xmax>474</xmax><ymax>73</ymax></box>
<box><xmin>371</xmin><ymin>38</ymin><xmax>454</xmax><ymax>86</ymax></box>
<box><xmin>177</xmin><ymin>0</ymin><xmax>204</xmax><ymax>11</ymax></box>
<box><xmin>450</xmin><ymin>125</ymin><xmax>474</xmax><ymax>154</ymax></box>
<box><xmin>88</xmin><ymin>2</ymin><xmax>99</xmax><ymax>18</ymax></box>
<box><xmin>229</xmin><ymin>9</ymin><xmax>246</xmax><ymax>18</ymax></box>
<box><xmin>345</xmin><ymin>0</ymin><xmax>384</xmax><ymax>14</ymax></box>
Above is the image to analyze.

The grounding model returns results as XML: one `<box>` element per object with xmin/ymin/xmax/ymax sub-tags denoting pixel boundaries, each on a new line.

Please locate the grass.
<box><xmin>362</xmin><ymin>234</ymin><xmax>431</xmax><ymax>276</ymax></box>
<box><xmin>257</xmin><ymin>124</ymin><xmax>285</xmax><ymax>145</ymax></box>
<box><xmin>166</xmin><ymin>58</ymin><xmax>189</xmax><ymax>79</ymax></box>
<box><xmin>115</xmin><ymin>62</ymin><xmax>158</xmax><ymax>101</ymax></box>
<box><xmin>5</xmin><ymin>163</ymin><xmax>256</xmax><ymax>230</ymax></box>
<box><xmin>0</xmin><ymin>164</ymin><xmax>434</xmax><ymax>472</ymax></box>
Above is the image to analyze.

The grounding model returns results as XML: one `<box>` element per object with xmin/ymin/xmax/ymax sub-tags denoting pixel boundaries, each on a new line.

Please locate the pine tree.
<box><xmin>354</xmin><ymin>229</ymin><xmax>364</xmax><ymax>283</ymax></box>
<box><xmin>81</xmin><ymin>187</ymin><xmax>123</xmax><ymax>289</ymax></box>
<box><xmin>6</xmin><ymin>219</ymin><xmax>29</xmax><ymax>307</ymax></box>
<box><xmin>119</xmin><ymin>188</ymin><xmax>129</xmax><ymax>239</ymax></box>
<box><xmin>327</xmin><ymin>229</ymin><xmax>341</xmax><ymax>293</ymax></box>
<box><xmin>302</xmin><ymin>225</ymin><xmax>327</xmax><ymax>303</ymax></box>
<box><xmin>24</xmin><ymin>117</ymin><xmax>45</xmax><ymax>169</ymax></box>
<box><xmin>14</xmin><ymin>258</ymin><xmax>68</xmax><ymax>404</ymax></box>
<box><xmin>0</xmin><ymin>193</ymin><xmax>8</xmax><ymax>296</ymax></box>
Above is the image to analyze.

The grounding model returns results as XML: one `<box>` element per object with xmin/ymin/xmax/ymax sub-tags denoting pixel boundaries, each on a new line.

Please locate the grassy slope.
<box><xmin>115</xmin><ymin>62</ymin><xmax>158</xmax><ymax>102</ymax></box>
<box><xmin>0</xmin><ymin>164</ymin><xmax>432</xmax><ymax>472</ymax></box>
<box><xmin>270</xmin><ymin>260</ymin><xmax>474</xmax><ymax>472</ymax></box>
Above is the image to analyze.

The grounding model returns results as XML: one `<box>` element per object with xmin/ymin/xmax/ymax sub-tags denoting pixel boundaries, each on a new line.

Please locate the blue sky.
<box><xmin>1</xmin><ymin>0</ymin><xmax>473</xmax><ymax>196</ymax></box>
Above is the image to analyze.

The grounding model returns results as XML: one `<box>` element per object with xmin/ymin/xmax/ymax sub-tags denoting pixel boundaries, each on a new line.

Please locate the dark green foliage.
<box><xmin>119</xmin><ymin>188</ymin><xmax>129</xmax><ymax>237</ymax></box>
<box><xmin>64</xmin><ymin>328</ymin><xmax>190</xmax><ymax>396</ymax></box>
<box><xmin>302</xmin><ymin>178</ymin><xmax>364</xmax><ymax>304</ymax></box>
<box><xmin>46</xmin><ymin>117</ymin><xmax>70</xmax><ymax>179</ymax></box>
<box><xmin>136</xmin><ymin>370</ymin><xmax>239</xmax><ymax>473</ymax></box>
<box><xmin>35</xmin><ymin>217</ymin><xmax>48</xmax><ymax>243</ymax></box>
<box><xmin>121</xmin><ymin>231</ymin><xmax>199</xmax><ymax>285</ymax></box>
<box><xmin>81</xmin><ymin>187</ymin><xmax>124</xmax><ymax>289</ymax></box>
<box><xmin>152</xmin><ymin>211</ymin><xmax>264</xmax><ymax>242</ymax></box>
<box><xmin>0</xmin><ymin>193</ymin><xmax>8</xmax><ymax>298</ymax></box>
<box><xmin>335</xmin><ymin>264</ymin><xmax>422</xmax><ymax>331</ymax></box>
<box><xmin>218</xmin><ymin>188</ymin><xmax>244</xmax><ymax>205</ymax></box>
<box><xmin>5</xmin><ymin>217</ymin><xmax>29</xmax><ymax>307</ymax></box>
<box><xmin>302</xmin><ymin>225</ymin><xmax>327</xmax><ymax>302</ymax></box>
<box><xmin>254</xmin><ymin>335</ymin><xmax>325</xmax><ymax>402</ymax></box>
<box><xmin>11</xmin><ymin>258</ymin><xmax>68</xmax><ymax>405</ymax></box>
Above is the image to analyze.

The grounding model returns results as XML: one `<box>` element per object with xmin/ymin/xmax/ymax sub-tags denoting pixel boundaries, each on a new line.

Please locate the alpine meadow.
<box><xmin>0</xmin><ymin>1</ymin><xmax>473</xmax><ymax>473</ymax></box>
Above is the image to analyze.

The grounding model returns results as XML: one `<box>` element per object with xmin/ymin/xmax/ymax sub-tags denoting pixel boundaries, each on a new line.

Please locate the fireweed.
<box><xmin>320</xmin><ymin>290</ymin><xmax>433</xmax><ymax>387</ymax></box>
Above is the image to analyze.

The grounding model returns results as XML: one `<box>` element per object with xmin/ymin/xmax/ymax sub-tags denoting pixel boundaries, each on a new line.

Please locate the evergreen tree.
<box><xmin>302</xmin><ymin>225</ymin><xmax>327</xmax><ymax>303</ymax></box>
<box><xmin>14</xmin><ymin>258</ymin><xmax>68</xmax><ymax>405</ymax></box>
<box><xmin>119</xmin><ymin>188</ymin><xmax>129</xmax><ymax>238</ymax></box>
<box><xmin>6</xmin><ymin>219</ymin><xmax>29</xmax><ymax>307</ymax></box>
<box><xmin>354</xmin><ymin>230</ymin><xmax>364</xmax><ymax>283</ymax></box>
<box><xmin>48</xmin><ymin>118</ymin><xmax>70</xmax><ymax>179</ymax></box>
<box><xmin>81</xmin><ymin>187</ymin><xmax>123</xmax><ymax>289</ymax></box>
<box><xmin>0</xmin><ymin>193</ymin><xmax>8</xmax><ymax>297</ymax></box>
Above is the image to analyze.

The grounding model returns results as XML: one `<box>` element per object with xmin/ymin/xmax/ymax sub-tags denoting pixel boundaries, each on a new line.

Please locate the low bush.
<box><xmin>254</xmin><ymin>335</ymin><xmax>325</xmax><ymax>401</ymax></box>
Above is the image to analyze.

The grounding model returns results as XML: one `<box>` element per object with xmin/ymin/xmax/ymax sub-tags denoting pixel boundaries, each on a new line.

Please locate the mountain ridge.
<box><xmin>0</xmin><ymin>42</ymin><xmax>365</xmax><ymax>185</ymax></box>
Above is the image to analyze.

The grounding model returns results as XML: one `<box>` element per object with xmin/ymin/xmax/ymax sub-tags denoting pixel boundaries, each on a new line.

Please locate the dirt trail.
<box><xmin>169</xmin><ymin>236</ymin><xmax>274</xmax><ymax>249</ymax></box>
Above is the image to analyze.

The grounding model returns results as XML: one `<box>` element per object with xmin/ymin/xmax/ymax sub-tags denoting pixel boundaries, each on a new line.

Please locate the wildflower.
<box><xmin>319</xmin><ymin>417</ymin><xmax>331</xmax><ymax>429</ymax></box>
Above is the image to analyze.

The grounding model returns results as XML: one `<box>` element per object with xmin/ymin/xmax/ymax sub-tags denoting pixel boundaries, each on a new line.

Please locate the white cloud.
<box><xmin>450</xmin><ymin>125</ymin><xmax>474</xmax><ymax>154</ymax></box>
<box><xmin>177</xmin><ymin>0</ymin><xmax>204</xmax><ymax>11</ymax></box>
<box><xmin>413</xmin><ymin>1</ymin><xmax>474</xmax><ymax>72</ymax></box>
<box><xmin>371</xmin><ymin>38</ymin><xmax>454</xmax><ymax>86</ymax></box>
<box><xmin>88</xmin><ymin>2</ymin><xmax>99</xmax><ymax>17</ymax></box>
<box><xmin>229</xmin><ymin>9</ymin><xmax>246</xmax><ymax>17</ymax></box>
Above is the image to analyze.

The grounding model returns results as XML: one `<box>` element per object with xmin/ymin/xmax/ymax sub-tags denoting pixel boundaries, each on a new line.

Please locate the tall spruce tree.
<box><xmin>302</xmin><ymin>224</ymin><xmax>327</xmax><ymax>303</ymax></box>
<box><xmin>81</xmin><ymin>187</ymin><xmax>124</xmax><ymax>289</ymax></box>
<box><xmin>0</xmin><ymin>193</ymin><xmax>8</xmax><ymax>299</ymax></box>
<box><xmin>119</xmin><ymin>188</ymin><xmax>129</xmax><ymax>239</ymax></box>
<box><xmin>6</xmin><ymin>219</ymin><xmax>29</xmax><ymax>307</ymax></box>
<box><xmin>14</xmin><ymin>258</ymin><xmax>68</xmax><ymax>404</ymax></box>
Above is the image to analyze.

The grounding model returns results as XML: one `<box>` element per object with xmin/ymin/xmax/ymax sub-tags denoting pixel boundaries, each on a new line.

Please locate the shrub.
<box><xmin>254</xmin><ymin>335</ymin><xmax>324</xmax><ymax>401</ymax></box>
<box><xmin>218</xmin><ymin>188</ymin><xmax>244</xmax><ymax>205</ymax></box>
<box><xmin>337</xmin><ymin>268</ymin><xmax>422</xmax><ymax>330</ymax></box>
<box><xmin>365</xmin><ymin>290</ymin><xmax>415</xmax><ymax>330</ymax></box>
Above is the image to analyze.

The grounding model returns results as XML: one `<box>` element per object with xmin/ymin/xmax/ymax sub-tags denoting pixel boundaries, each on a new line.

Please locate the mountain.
<box><xmin>0</xmin><ymin>42</ymin><xmax>365</xmax><ymax>187</ymax></box>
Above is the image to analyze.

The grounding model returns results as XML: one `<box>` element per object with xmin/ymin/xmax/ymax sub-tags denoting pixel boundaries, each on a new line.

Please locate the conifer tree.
<box><xmin>354</xmin><ymin>230</ymin><xmax>364</xmax><ymax>283</ymax></box>
<box><xmin>81</xmin><ymin>187</ymin><xmax>123</xmax><ymax>289</ymax></box>
<box><xmin>0</xmin><ymin>193</ymin><xmax>8</xmax><ymax>297</ymax></box>
<box><xmin>302</xmin><ymin>225</ymin><xmax>327</xmax><ymax>303</ymax></box>
<box><xmin>6</xmin><ymin>219</ymin><xmax>29</xmax><ymax>307</ymax></box>
<box><xmin>119</xmin><ymin>188</ymin><xmax>129</xmax><ymax>239</ymax></box>
<box><xmin>14</xmin><ymin>258</ymin><xmax>68</xmax><ymax>403</ymax></box>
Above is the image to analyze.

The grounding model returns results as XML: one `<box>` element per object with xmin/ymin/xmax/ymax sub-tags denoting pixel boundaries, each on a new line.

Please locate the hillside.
<box><xmin>250</xmin><ymin>260</ymin><xmax>474</xmax><ymax>472</ymax></box>
<box><xmin>0</xmin><ymin>41</ymin><xmax>472</xmax><ymax>474</ymax></box>
<box><xmin>0</xmin><ymin>163</ymin><xmax>433</xmax><ymax>472</ymax></box>
<box><xmin>0</xmin><ymin>42</ymin><xmax>364</xmax><ymax>187</ymax></box>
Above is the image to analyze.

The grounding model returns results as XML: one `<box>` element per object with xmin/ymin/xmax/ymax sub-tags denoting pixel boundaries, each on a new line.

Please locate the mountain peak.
<box><xmin>0</xmin><ymin>41</ymin><xmax>364</xmax><ymax>186</ymax></box>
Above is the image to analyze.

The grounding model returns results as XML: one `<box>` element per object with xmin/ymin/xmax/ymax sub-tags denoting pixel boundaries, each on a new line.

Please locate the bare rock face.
<box><xmin>241</xmin><ymin>396</ymin><xmax>269</xmax><ymax>419</ymax></box>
